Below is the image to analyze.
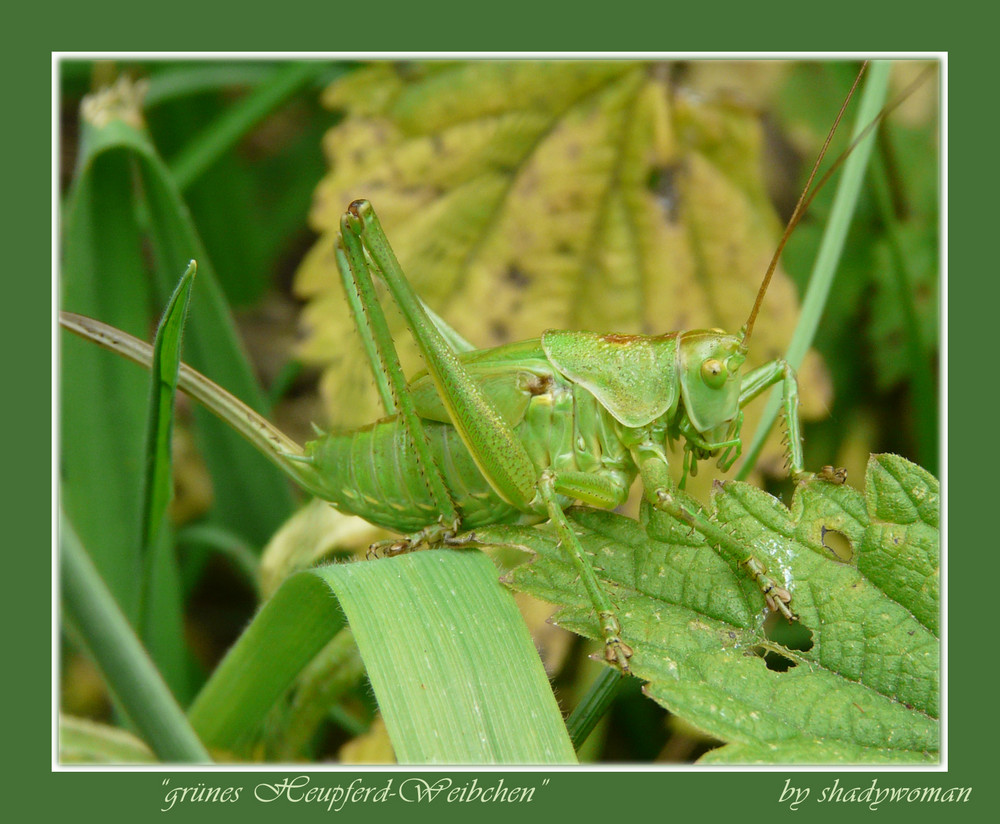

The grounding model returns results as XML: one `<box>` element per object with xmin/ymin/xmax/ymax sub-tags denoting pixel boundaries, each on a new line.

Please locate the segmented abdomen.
<box><xmin>304</xmin><ymin>364</ymin><xmax>636</xmax><ymax>534</ymax></box>
<box><xmin>305</xmin><ymin>417</ymin><xmax>525</xmax><ymax>533</ymax></box>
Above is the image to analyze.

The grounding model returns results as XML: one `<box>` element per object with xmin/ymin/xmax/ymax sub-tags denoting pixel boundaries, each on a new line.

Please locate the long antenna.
<box><xmin>741</xmin><ymin>62</ymin><xmax>936</xmax><ymax>349</ymax></box>
<box><xmin>741</xmin><ymin>62</ymin><xmax>868</xmax><ymax>350</ymax></box>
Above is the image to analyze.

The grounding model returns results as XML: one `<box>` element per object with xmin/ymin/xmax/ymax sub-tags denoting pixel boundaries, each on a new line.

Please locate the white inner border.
<box><xmin>52</xmin><ymin>51</ymin><xmax>948</xmax><ymax>775</ymax></box>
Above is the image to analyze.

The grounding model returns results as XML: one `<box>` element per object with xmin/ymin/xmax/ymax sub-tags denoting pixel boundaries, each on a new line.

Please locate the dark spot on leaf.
<box><xmin>505</xmin><ymin>265</ymin><xmax>531</xmax><ymax>289</ymax></box>
<box><xmin>647</xmin><ymin>163</ymin><xmax>681</xmax><ymax>222</ymax></box>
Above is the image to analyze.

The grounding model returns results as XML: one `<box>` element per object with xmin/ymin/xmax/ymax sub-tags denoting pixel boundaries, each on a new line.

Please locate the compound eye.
<box><xmin>701</xmin><ymin>358</ymin><xmax>727</xmax><ymax>389</ymax></box>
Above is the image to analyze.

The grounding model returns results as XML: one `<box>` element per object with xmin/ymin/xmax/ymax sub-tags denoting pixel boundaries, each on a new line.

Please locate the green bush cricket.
<box><xmin>61</xmin><ymin>60</ymin><xmax>921</xmax><ymax>676</ymax></box>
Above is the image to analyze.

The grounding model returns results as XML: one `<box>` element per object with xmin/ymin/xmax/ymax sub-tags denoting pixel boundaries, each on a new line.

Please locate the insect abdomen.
<box><xmin>305</xmin><ymin>418</ymin><xmax>524</xmax><ymax>533</ymax></box>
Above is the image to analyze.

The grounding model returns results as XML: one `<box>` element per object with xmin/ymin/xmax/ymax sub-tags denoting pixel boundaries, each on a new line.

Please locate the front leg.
<box><xmin>537</xmin><ymin>472</ymin><xmax>634</xmax><ymax>671</ymax></box>
<box><xmin>632</xmin><ymin>439</ymin><xmax>796</xmax><ymax>622</ymax></box>
<box><xmin>738</xmin><ymin>359</ymin><xmax>806</xmax><ymax>479</ymax></box>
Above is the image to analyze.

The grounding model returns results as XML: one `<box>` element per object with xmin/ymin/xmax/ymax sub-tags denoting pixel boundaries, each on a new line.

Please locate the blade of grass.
<box><xmin>136</xmin><ymin>132</ymin><xmax>298</xmax><ymax>544</ymax></box>
<box><xmin>565</xmin><ymin>667</ymin><xmax>622</xmax><ymax>750</ymax></box>
<box><xmin>62</xmin><ymin>83</ymin><xmax>295</xmax><ymax>546</ymax></box>
<box><xmin>136</xmin><ymin>262</ymin><xmax>197</xmax><ymax>700</ymax></box>
<box><xmin>139</xmin><ymin>261</ymin><xmax>197</xmax><ymax>558</ymax></box>
<box><xmin>186</xmin><ymin>570</ymin><xmax>344</xmax><ymax>755</ymax></box>
<box><xmin>61</xmin><ymin>124</ymin><xmax>154</xmax><ymax>621</ymax></box>
<box><xmin>189</xmin><ymin>550</ymin><xmax>576</xmax><ymax>764</ymax></box>
<box><xmin>738</xmin><ymin>60</ymin><xmax>892</xmax><ymax>479</ymax></box>
<box><xmin>328</xmin><ymin>551</ymin><xmax>575</xmax><ymax>764</ymax></box>
<box><xmin>59</xmin><ymin>512</ymin><xmax>211</xmax><ymax>763</ymax></box>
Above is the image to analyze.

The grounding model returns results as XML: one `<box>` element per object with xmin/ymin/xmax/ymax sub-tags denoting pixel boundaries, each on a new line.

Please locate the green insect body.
<box><xmin>305</xmin><ymin>338</ymin><xmax>629</xmax><ymax>532</ymax></box>
<box><xmin>302</xmin><ymin>329</ymin><xmax>752</xmax><ymax>535</ymax></box>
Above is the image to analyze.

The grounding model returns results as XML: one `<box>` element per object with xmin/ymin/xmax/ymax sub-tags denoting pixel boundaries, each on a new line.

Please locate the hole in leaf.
<box><xmin>761</xmin><ymin>648</ymin><xmax>797</xmax><ymax>672</ymax></box>
<box><xmin>765</xmin><ymin>614</ymin><xmax>813</xmax><ymax>651</ymax></box>
<box><xmin>820</xmin><ymin>525</ymin><xmax>853</xmax><ymax>562</ymax></box>
<box><xmin>759</xmin><ymin>615</ymin><xmax>814</xmax><ymax>672</ymax></box>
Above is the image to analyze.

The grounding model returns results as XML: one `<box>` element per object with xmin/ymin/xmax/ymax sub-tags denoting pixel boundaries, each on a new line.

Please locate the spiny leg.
<box><xmin>632</xmin><ymin>439</ymin><xmax>796</xmax><ymax>621</ymax></box>
<box><xmin>368</xmin><ymin>521</ymin><xmax>461</xmax><ymax>559</ymax></box>
<box><xmin>336</xmin><ymin>221</ymin><xmax>461</xmax><ymax>545</ymax></box>
<box><xmin>344</xmin><ymin>200</ymin><xmax>539</xmax><ymax>512</ymax></box>
<box><xmin>334</xmin><ymin>243</ymin><xmax>397</xmax><ymax>415</ymax></box>
<box><xmin>737</xmin><ymin>359</ymin><xmax>806</xmax><ymax>479</ymax></box>
<box><xmin>538</xmin><ymin>472</ymin><xmax>633</xmax><ymax>671</ymax></box>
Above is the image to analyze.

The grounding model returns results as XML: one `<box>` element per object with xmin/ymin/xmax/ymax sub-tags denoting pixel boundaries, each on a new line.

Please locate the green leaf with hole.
<box><xmin>478</xmin><ymin>453</ymin><xmax>939</xmax><ymax>764</ymax></box>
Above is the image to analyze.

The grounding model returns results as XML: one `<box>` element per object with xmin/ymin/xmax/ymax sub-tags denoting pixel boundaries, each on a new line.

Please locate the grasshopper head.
<box><xmin>678</xmin><ymin>330</ymin><xmax>745</xmax><ymax>441</ymax></box>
